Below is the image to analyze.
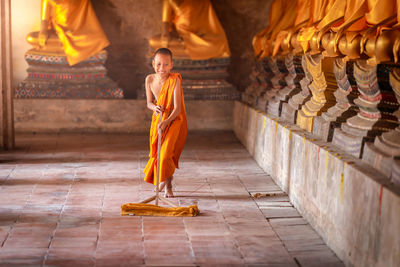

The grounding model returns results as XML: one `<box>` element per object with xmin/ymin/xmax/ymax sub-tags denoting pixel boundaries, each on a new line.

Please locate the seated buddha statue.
<box><xmin>26</xmin><ymin>0</ymin><xmax>110</xmax><ymax>66</ymax></box>
<box><xmin>149</xmin><ymin>0</ymin><xmax>230</xmax><ymax>60</ymax></box>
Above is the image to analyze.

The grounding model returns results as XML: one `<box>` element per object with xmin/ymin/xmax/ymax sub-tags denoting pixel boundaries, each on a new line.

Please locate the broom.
<box><xmin>121</xmin><ymin>111</ymin><xmax>199</xmax><ymax>217</ymax></box>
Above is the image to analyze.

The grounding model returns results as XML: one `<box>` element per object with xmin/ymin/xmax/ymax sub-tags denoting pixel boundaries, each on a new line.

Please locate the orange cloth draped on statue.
<box><xmin>144</xmin><ymin>73</ymin><xmax>187</xmax><ymax>185</ymax></box>
<box><xmin>253</xmin><ymin>0</ymin><xmax>297</xmax><ymax>58</ymax></box>
<box><xmin>297</xmin><ymin>0</ymin><xmax>335</xmax><ymax>52</ymax></box>
<box><xmin>49</xmin><ymin>0</ymin><xmax>110</xmax><ymax>65</ymax></box>
<box><xmin>172</xmin><ymin>0</ymin><xmax>230</xmax><ymax>60</ymax></box>
<box><xmin>271</xmin><ymin>0</ymin><xmax>311</xmax><ymax>56</ymax></box>
<box><xmin>329</xmin><ymin>0</ymin><xmax>396</xmax><ymax>42</ymax></box>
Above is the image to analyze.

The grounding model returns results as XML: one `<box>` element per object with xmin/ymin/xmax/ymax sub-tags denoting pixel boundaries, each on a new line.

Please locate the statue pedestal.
<box><xmin>296</xmin><ymin>54</ymin><xmax>336</xmax><ymax>132</ymax></box>
<box><xmin>332</xmin><ymin>61</ymin><xmax>399</xmax><ymax>158</ymax></box>
<box><xmin>312</xmin><ymin>59</ymin><xmax>358</xmax><ymax>141</ymax></box>
<box><xmin>262</xmin><ymin>57</ymin><xmax>285</xmax><ymax>117</ymax></box>
<box><xmin>267</xmin><ymin>54</ymin><xmax>303</xmax><ymax>118</ymax></box>
<box><xmin>143</xmin><ymin>57</ymin><xmax>239</xmax><ymax>100</ymax></box>
<box><xmin>361</xmin><ymin>68</ymin><xmax>400</xmax><ymax>183</ymax></box>
<box><xmin>16</xmin><ymin>49</ymin><xmax>123</xmax><ymax>99</ymax></box>
<box><xmin>281</xmin><ymin>55</ymin><xmax>312</xmax><ymax>123</ymax></box>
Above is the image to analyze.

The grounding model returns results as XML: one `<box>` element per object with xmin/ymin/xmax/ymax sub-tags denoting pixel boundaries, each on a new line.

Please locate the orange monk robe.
<box><xmin>144</xmin><ymin>73</ymin><xmax>188</xmax><ymax>185</ymax></box>
<box><xmin>49</xmin><ymin>0</ymin><xmax>110</xmax><ymax>65</ymax></box>
<box><xmin>172</xmin><ymin>0</ymin><xmax>230</xmax><ymax>60</ymax></box>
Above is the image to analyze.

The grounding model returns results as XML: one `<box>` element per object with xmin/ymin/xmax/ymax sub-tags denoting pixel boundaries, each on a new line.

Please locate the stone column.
<box><xmin>0</xmin><ymin>0</ymin><xmax>15</xmax><ymax>150</ymax></box>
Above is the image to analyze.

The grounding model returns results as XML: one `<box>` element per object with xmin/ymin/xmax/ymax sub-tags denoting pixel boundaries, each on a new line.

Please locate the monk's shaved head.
<box><xmin>154</xmin><ymin>48</ymin><xmax>173</xmax><ymax>60</ymax></box>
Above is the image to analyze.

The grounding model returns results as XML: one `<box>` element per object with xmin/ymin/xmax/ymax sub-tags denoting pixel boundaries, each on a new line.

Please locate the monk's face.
<box><xmin>152</xmin><ymin>53</ymin><xmax>173</xmax><ymax>79</ymax></box>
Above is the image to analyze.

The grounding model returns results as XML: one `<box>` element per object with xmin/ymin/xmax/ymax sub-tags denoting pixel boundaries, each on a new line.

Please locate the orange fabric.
<box><xmin>253</xmin><ymin>0</ymin><xmax>297</xmax><ymax>58</ymax></box>
<box><xmin>49</xmin><ymin>0</ymin><xmax>110</xmax><ymax>65</ymax></box>
<box><xmin>297</xmin><ymin>0</ymin><xmax>334</xmax><ymax>52</ymax></box>
<box><xmin>272</xmin><ymin>0</ymin><xmax>311</xmax><ymax>56</ymax></box>
<box><xmin>253</xmin><ymin>0</ymin><xmax>286</xmax><ymax>56</ymax></box>
<box><xmin>172</xmin><ymin>0</ymin><xmax>230</xmax><ymax>60</ymax></box>
<box><xmin>331</xmin><ymin>0</ymin><xmax>368</xmax><ymax>32</ymax></box>
<box><xmin>144</xmin><ymin>73</ymin><xmax>187</xmax><ymax>185</ymax></box>
<box><xmin>317</xmin><ymin>0</ymin><xmax>346</xmax><ymax>30</ymax></box>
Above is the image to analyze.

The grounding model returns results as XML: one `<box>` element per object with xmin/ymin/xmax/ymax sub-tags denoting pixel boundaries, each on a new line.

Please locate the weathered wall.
<box><xmin>14</xmin><ymin>99</ymin><xmax>233</xmax><ymax>133</ymax></box>
<box><xmin>233</xmin><ymin>101</ymin><xmax>400</xmax><ymax>267</ymax></box>
<box><xmin>11</xmin><ymin>0</ymin><xmax>41</xmax><ymax>86</ymax></box>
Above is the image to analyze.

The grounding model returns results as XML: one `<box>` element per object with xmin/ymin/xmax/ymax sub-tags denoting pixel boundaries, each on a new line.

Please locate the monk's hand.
<box><xmin>158</xmin><ymin>120</ymin><xmax>168</xmax><ymax>132</ymax></box>
<box><xmin>155</xmin><ymin>105</ymin><xmax>164</xmax><ymax>114</ymax></box>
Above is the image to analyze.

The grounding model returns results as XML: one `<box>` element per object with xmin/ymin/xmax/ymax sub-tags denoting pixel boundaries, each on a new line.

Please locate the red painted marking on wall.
<box><xmin>379</xmin><ymin>185</ymin><xmax>383</xmax><ymax>216</ymax></box>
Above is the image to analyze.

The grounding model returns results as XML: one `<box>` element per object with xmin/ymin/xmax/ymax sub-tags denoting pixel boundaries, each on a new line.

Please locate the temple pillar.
<box><xmin>296</xmin><ymin>53</ymin><xmax>336</xmax><ymax>132</ymax></box>
<box><xmin>312</xmin><ymin>58</ymin><xmax>358</xmax><ymax>141</ymax></box>
<box><xmin>332</xmin><ymin>60</ymin><xmax>399</xmax><ymax>158</ymax></box>
<box><xmin>0</xmin><ymin>0</ymin><xmax>15</xmax><ymax>149</ymax></box>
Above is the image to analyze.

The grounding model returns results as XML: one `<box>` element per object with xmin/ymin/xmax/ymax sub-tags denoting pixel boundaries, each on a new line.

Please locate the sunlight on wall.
<box><xmin>11</xmin><ymin>0</ymin><xmax>41</xmax><ymax>87</ymax></box>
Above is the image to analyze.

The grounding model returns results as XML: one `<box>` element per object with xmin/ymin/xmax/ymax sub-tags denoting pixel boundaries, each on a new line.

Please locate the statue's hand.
<box><xmin>161</xmin><ymin>22</ymin><xmax>171</xmax><ymax>47</ymax></box>
<box><xmin>38</xmin><ymin>19</ymin><xmax>49</xmax><ymax>48</ymax></box>
<box><xmin>38</xmin><ymin>31</ymin><xmax>48</xmax><ymax>47</ymax></box>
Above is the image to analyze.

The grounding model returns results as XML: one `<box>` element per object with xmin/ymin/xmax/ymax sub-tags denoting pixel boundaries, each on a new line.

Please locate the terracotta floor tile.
<box><xmin>0</xmin><ymin>133</ymin><xmax>343</xmax><ymax>266</ymax></box>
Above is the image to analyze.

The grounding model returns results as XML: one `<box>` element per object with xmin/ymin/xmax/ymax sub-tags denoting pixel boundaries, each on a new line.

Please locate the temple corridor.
<box><xmin>0</xmin><ymin>131</ymin><xmax>343</xmax><ymax>266</ymax></box>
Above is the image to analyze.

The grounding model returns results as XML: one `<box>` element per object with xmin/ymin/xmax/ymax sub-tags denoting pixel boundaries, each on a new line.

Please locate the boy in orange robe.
<box><xmin>143</xmin><ymin>48</ymin><xmax>187</xmax><ymax>198</ymax></box>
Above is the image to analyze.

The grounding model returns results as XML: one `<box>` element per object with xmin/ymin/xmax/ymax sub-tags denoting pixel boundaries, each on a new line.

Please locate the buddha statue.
<box><xmin>149</xmin><ymin>0</ymin><xmax>230</xmax><ymax>60</ymax></box>
<box><xmin>26</xmin><ymin>0</ymin><xmax>110</xmax><ymax>66</ymax></box>
<box><xmin>17</xmin><ymin>0</ymin><xmax>123</xmax><ymax>99</ymax></box>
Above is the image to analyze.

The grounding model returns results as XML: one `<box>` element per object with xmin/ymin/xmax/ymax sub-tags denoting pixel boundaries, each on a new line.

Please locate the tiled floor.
<box><xmin>0</xmin><ymin>132</ymin><xmax>344</xmax><ymax>267</ymax></box>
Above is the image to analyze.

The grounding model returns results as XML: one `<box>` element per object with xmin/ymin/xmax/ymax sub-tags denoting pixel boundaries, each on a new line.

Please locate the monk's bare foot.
<box><xmin>154</xmin><ymin>182</ymin><xmax>165</xmax><ymax>193</ymax></box>
<box><xmin>164</xmin><ymin>177</ymin><xmax>174</xmax><ymax>198</ymax></box>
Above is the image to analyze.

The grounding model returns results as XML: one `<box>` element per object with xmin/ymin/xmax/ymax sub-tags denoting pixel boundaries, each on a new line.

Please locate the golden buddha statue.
<box><xmin>149</xmin><ymin>0</ymin><xmax>230</xmax><ymax>60</ymax></box>
<box><xmin>26</xmin><ymin>0</ymin><xmax>110</xmax><ymax>66</ymax></box>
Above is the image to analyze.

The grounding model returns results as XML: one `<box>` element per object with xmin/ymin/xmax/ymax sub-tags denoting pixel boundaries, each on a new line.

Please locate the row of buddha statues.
<box><xmin>242</xmin><ymin>0</ymin><xmax>400</xmax><ymax>186</ymax></box>
<box><xmin>18</xmin><ymin>0</ymin><xmax>237</xmax><ymax>100</ymax></box>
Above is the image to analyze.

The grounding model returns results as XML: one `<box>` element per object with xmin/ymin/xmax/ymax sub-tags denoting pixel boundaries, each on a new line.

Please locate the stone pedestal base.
<box><xmin>392</xmin><ymin>159</ymin><xmax>400</xmax><ymax>186</ymax></box>
<box><xmin>332</xmin><ymin>127</ymin><xmax>374</xmax><ymax>158</ymax></box>
<box><xmin>144</xmin><ymin>57</ymin><xmax>239</xmax><ymax>100</ymax></box>
<box><xmin>362</xmin><ymin>142</ymin><xmax>394</xmax><ymax>177</ymax></box>
<box><xmin>281</xmin><ymin>92</ymin><xmax>311</xmax><ymax>123</ymax></box>
<box><xmin>313</xmin><ymin>116</ymin><xmax>340</xmax><ymax>142</ymax></box>
<box><xmin>362</xmin><ymin>128</ymin><xmax>400</xmax><ymax>180</ymax></box>
<box><xmin>16</xmin><ymin>49</ymin><xmax>123</xmax><ymax>99</ymax></box>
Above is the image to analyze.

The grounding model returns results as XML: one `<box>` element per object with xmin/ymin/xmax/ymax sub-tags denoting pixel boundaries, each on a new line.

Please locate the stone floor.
<box><xmin>0</xmin><ymin>131</ymin><xmax>344</xmax><ymax>267</ymax></box>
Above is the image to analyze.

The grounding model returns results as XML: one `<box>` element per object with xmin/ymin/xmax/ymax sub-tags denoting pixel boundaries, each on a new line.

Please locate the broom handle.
<box><xmin>155</xmin><ymin>111</ymin><xmax>162</xmax><ymax>206</ymax></box>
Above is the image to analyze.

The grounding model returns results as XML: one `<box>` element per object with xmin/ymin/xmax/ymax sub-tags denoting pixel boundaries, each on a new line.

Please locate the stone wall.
<box><xmin>233</xmin><ymin>101</ymin><xmax>400</xmax><ymax>267</ymax></box>
<box><xmin>14</xmin><ymin>99</ymin><xmax>233</xmax><ymax>133</ymax></box>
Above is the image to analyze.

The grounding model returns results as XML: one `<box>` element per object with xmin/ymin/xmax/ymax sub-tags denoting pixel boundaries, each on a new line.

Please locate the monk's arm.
<box><xmin>159</xmin><ymin>81</ymin><xmax>182</xmax><ymax>131</ymax></box>
<box><xmin>145</xmin><ymin>75</ymin><xmax>163</xmax><ymax>113</ymax></box>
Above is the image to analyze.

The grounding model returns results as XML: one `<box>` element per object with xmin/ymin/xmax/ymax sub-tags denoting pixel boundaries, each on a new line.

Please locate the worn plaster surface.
<box><xmin>233</xmin><ymin>101</ymin><xmax>400</xmax><ymax>267</ymax></box>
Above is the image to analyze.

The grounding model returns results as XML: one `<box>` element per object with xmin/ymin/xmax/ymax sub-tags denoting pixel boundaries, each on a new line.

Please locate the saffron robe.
<box><xmin>144</xmin><ymin>73</ymin><xmax>187</xmax><ymax>185</ymax></box>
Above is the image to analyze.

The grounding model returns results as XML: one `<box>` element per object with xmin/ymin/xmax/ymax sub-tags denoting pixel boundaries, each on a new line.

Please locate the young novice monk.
<box><xmin>143</xmin><ymin>48</ymin><xmax>187</xmax><ymax>198</ymax></box>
